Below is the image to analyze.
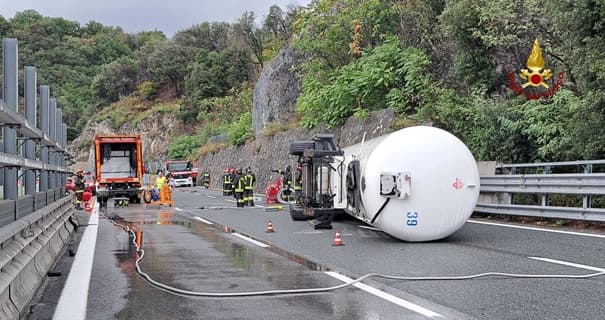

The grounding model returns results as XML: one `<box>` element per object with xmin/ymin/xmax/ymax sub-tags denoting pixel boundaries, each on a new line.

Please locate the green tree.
<box><xmin>92</xmin><ymin>57</ymin><xmax>137</xmax><ymax>102</ymax></box>
<box><xmin>167</xmin><ymin>134</ymin><xmax>205</xmax><ymax>159</ymax></box>
<box><xmin>145</xmin><ymin>41</ymin><xmax>197</xmax><ymax>96</ymax></box>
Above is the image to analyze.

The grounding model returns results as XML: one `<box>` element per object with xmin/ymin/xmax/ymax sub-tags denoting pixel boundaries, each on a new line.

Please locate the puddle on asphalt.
<box><xmin>104</xmin><ymin>206</ymin><xmax>330</xmax><ymax>274</ymax></box>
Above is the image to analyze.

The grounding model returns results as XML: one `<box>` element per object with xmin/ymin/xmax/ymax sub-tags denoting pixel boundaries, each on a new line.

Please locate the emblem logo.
<box><xmin>452</xmin><ymin>178</ymin><xmax>464</xmax><ymax>190</ymax></box>
<box><xmin>508</xmin><ymin>39</ymin><xmax>564</xmax><ymax>100</ymax></box>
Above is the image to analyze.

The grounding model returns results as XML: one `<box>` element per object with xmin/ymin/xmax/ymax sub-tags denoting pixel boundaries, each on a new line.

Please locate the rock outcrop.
<box><xmin>68</xmin><ymin>111</ymin><xmax>185</xmax><ymax>166</ymax></box>
<box><xmin>252</xmin><ymin>46</ymin><xmax>305</xmax><ymax>138</ymax></box>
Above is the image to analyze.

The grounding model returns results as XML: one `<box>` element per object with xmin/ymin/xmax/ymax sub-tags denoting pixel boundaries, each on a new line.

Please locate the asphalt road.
<box><xmin>29</xmin><ymin>186</ymin><xmax>605</xmax><ymax>319</ymax></box>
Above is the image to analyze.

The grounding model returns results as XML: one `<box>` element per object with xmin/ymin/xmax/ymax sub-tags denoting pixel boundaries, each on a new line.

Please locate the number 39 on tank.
<box><xmin>406</xmin><ymin>212</ymin><xmax>418</xmax><ymax>227</ymax></box>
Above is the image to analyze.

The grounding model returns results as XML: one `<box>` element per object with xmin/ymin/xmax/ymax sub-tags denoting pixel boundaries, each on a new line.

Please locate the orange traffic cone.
<box><xmin>332</xmin><ymin>230</ymin><xmax>344</xmax><ymax>246</ymax></box>
<box><xmin>265</xmin><ymin>220</ymin><xmax>275</xmax><ymax>233</ymax></box>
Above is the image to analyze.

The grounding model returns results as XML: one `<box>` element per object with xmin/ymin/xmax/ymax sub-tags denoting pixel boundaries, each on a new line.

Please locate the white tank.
<box><xmin>337</xmin><ymin>126</ymin><xmax>479</xmax><ymax>242</ymax></box>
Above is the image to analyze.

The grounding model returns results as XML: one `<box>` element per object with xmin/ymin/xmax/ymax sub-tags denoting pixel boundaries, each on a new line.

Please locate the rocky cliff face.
<box><xmin>197</xmin><ymin>109</ymin><xmax>396</xmax><ymax>194</ymax></box>
<box><xmin>252</xmin><ymin>46</ymin><xmax>305</xmax><ymax>138</ymax></box>
<box><xmin>68</xmin><ymin>111</ymin><xmax>185</xmax><ymax>166</ymax></box>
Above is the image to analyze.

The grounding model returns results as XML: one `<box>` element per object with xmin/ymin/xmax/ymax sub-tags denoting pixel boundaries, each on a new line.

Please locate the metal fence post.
<box><xmin>583</xmin><ymin>164</ymin><xmax>592</xmax><ymax>209</ymax></box>
<box><xmin>541</xmin><ymin>166</ymin><xmax>551</xmax><ymax>207</ymax></box>
<box><xmin>49</xmin><ymin>98</ymin><xmax>56</xmax><ymax>190</ymax></box>
<box><xmin>25</xmin><ymin>66</ymin><xmax>37</xmax><ymax>196</ymax></box>
<box><xmin>56</xmin><ymin>108</ymin><xmax>63</xmax><ymax>188</ymax></box>
<box><xmin>3</xmin><ymin>39</ymin><xmax>18</xmax><ymax>214</ymax></box>
<box><xmin>40</xmin><ymin>85</ymin><xmax>50</xmax><ymax>192</ymax></box>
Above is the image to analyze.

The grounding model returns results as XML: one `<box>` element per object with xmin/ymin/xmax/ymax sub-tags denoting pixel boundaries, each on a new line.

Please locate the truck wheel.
<box><xmin>143</xmin><ymin>191</ymin><xmax>152</xmax><ymax>203</ymax></box>
<box><xmin>289</xmin><ymin>141</ymin><xmax>315</xmax><ymax>156</ymax></box>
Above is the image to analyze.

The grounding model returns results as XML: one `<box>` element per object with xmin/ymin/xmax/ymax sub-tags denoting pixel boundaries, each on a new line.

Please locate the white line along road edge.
<box><xmin>231</xmin><ymin>232</ymin><xmax>270</xmax><ymax>248</ymax></box>
<box><xmin>529</xmin><ymin>257</ymin><xmax>605</xmax><ymax>272</ymax></box>
<box><xmin>468</xmin><ymin>220</ymin><xmax>605</xmax><ymax>239</ymax></box>
<box><xmin>325</xmin><ymin>271</ymin><xmax>445</xmax><ymax>318</ymax></box>
<box><xmin>53</xmin><ymin>203</ymin><xmax>100</xmax><ymax>320</ymax></box>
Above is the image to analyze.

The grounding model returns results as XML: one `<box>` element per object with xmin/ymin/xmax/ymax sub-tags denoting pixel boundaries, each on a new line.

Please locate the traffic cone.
<box><xmin>265</xmin><ymin>220</ymin><xmax>275</xmax><ymax>233</ymax></box>
<box><xmin>332</xmin><ymin>230</ymin><xmax>344</xmax><ymax>246</ymax></box>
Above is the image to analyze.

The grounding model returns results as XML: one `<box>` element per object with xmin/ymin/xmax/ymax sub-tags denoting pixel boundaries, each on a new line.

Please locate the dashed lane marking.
<box><xmin>529</xmin><ymin>257</ymin><xmax>605</xmax><ymax>272</ymax></box>
<box><xmin>324</xmin><ymin>271</ymin><xmax>444</xmax><ymax>318</ymax></box>
<box><xmin>358</xmin><ymin>225</ymin><xmax>382</xmax><ymax>231</ymax></box>
<box><xmin>468</xmin><ymin>220</ymin><xmax>605</xmax><ymax>239</ymax></box>
<box><xmin>206</xmin><ymin>195</ymin><xmax>217</xmax><ymax>199</ymax></box>
<box><xmin>193</xmin><ymin>216</ymin><xmax>214</xmax><ymax>225</ymax></box>
<box><xmin>175</xmin><ymin>207</ymin><xmax>183</xmax><ymax>211</ymax></box>
<box><xmin>231</xmin><ymin>232</ymin><xmax>270</xmax><ymax>248</ymax></box>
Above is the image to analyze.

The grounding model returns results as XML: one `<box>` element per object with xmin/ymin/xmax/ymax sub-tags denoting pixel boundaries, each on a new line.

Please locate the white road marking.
<box><xmin>468</xmin><ymin>220</ymin><xmax>605</xmax><ymax>239</ymax></box>
<box><xmin>53</xmin><ymin>203</ymin><xmax>100</xmax><ymax>320</ymax></box>
<box><xmin>224</xmin><ymin>199</ymin><xmax>236</xmax><ymax>203</ymax></box>
<box><xmin>529</xmin><ymin>257</ymin><xmax>605</xmax><ymax>272</ymax></box>
<box><xmin>206</xmin><ymin>195</ymin><xmax>217</xmax><ymax>199</ymax></box>
<box><xmin>324</xmin><ymin>271</ymin><xmax>444</xmax><ymax>318</ymax></box>
<box><xmin>358</xmin><ymin>225</ymin><xmax>382</xmax><ymax>231</ymax></box>
<box><xmin>193</xmin><ymin>216</ymin><xmax>214</xmax><ymax>225</ymax></box>
<box><xmin>194</xmin><ymin>192</ymin><xmax>200</xmax><ymax>195</ymax></box>
<box><xmin>231</xmin><ymin>232</ymin><xmax>270</xmax><ymax>248</ymax></box>
<box><xmin>175</xmin><ymin>207</ymin><xmax>183</xmax><ymax>211</ymax></box>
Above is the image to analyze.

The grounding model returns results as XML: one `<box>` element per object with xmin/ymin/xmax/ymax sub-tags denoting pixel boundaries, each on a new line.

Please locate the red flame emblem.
<box><xmin>452</xmin><ymin>178</ymin><xmax>464</xmax><ymax>190</ymax></box>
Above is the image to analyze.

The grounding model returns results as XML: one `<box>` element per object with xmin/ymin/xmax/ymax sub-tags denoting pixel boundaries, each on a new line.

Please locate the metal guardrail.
<box><xmin>477</xmin><ymin>160</ymin><xmax>605</xmax><ymax>222</ymax></box>
<box><xmin>0</xmin><ymin>37</ymin><xmax>75</xmax><ymax>319</ymax></box>
<box><xmin>0</xmin><ymin>38</ymin><xmax>70</xmax><ymax>227</ymax></box>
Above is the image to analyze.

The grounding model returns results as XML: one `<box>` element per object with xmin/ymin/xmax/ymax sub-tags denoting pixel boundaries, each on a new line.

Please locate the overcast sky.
<box><xmin>0</xmin><ymin>0</ymin><xmax>312</xmax><ymax>37</ymax></box>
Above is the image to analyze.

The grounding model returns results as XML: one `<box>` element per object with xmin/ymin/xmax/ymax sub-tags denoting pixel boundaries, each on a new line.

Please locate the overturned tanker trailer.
<box><xmin>288</xmin><ymin>126</ymin><xmax>480</xmax><ymax>242</ymax></box>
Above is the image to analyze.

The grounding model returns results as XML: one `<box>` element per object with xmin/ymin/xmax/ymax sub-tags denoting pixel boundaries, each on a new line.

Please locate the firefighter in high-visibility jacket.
<box><xmin>234</xmin><ymin>168</ymin><xmax>245</xmax><ymax>207</ymax></box>
<box><xmin>222</xmin><ymin>168</ymin><xmax>233</xmax><ymax>196</ymax></box>
<box><xmin>202</xmin><ymin>170</ymin><xmax>211</xmax><ymax>189</ymax></box>
<box><xmin>244</xmin><ymin>167</ymin><xmax>256</xmax><ymax>206</ymax></box>
<box><xmin>293</xmin><ymin>166</ymin><xmax>303</xmax><ymax>204</ymax></box>
<box><xmin>74</xmin><ymin>169</ymin><xmax>85</xmax><ymax>209</ymax></box>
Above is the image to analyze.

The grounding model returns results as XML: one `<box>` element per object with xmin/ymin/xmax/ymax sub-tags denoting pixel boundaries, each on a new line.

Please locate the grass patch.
<box><xmin>194</xmin><ymin>142</ymin><xmax>227</xmax><ymax>159</ymax></box>
<box><xmin>260</xmin><ymin>121</ymin><xmax>298</xmax><ymax>138</ymax></box>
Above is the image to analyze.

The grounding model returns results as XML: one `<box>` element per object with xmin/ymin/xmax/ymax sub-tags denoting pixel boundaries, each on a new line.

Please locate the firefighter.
<box><xmin>74</xmin><ymin>169</ymin><xmax>85</xmax><ymax>209</ymax></box>
<box><xmin>234</xmin><ymin>168</ymin><xmax>245</xmax><ymax>207</ymax></box>
<box><xmin>230</xmin><ymin>167</ymin><xmax>237</xmax><ymax>198</ymax></box>
<box><xmin>155</xmin><ymin>170</ymin><xmax>166</xmax><ymax>190</ymax></box>
<box><xmin>222</xmin><ymin>168</ymin><xmax>233</xmax><ymax>196</ymax></box>
<box><xmin>293</xmin><ymin>165</ymin><xmax>303</xmax><ymax>204</ymax></box>
<box><xmin>244</xmin><ymin>167</ymin><xmax>256</xmax><ymax>206</ymax></box>
<box><xmin>281</xmin><ymin>165</ymin><xmax>293</xmax><ymax>202</ymax></box>
<box><xmin>202</xmin><ymin>170</ymin><xmax>211</xmax><ymax>189</ymax></box>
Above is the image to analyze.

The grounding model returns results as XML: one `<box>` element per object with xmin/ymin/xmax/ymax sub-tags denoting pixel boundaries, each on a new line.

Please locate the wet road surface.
<box><xmin>28</xmin><ymin>185</ymin><xmax>604</xmax><ymax>320</ymax></box>
<box><xmin>86</xmin><ymin>205</ymin><xmax>433</xmax><ymax>320</ymax></box>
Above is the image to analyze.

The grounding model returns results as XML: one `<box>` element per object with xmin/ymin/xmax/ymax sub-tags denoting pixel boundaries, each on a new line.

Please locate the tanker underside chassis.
<box><xmin>289</xmin><ymin>133</ymin><xmax>344</xmax><ymax>230</ymax></box>
<box><xmin>289</xmin><ymin>205</ymin><xmax>343</xmax><ymax>229</ymax></box>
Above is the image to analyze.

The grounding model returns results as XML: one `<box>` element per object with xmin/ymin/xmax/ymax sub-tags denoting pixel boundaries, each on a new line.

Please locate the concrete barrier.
<box><xmin>0</xmin><ymin>196</ymin><xmax>75</xmax><ymax>320</ymax></box>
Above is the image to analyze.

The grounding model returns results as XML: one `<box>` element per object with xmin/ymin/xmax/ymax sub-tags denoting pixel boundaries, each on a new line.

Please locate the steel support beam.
<box><xmin>24</xmin><ymin>66</ymin><xmax>37</xmax><ymax>195</ymax></box>
<box><xmin>3</xmin><ymin>38</ymin><xmax>18</xmax><ymax>203</ymax></box>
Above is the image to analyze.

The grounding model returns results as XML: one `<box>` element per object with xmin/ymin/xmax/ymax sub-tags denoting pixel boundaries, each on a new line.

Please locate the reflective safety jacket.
<box><xmin>156</xmin><ymin>176</ymin><xmax>166</xmax><ymax>188</ymax></box>
<box><xmin>235</xmin><ymin>176</ymin><xmax>245</xmax><ymax>193</ymax></box>
<box><xmin>244</xmin><ymin>173</ymin><xmax>255</xmax><ymax>190</ymax></box>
